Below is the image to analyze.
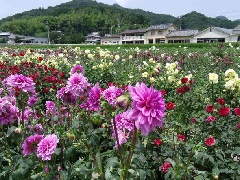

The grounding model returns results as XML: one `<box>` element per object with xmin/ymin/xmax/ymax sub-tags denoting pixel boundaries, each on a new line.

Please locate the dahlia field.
<box><xmin>0</xmin><ymin>44</ymin><xmax>239</xmax><ymax>179</ymax></box>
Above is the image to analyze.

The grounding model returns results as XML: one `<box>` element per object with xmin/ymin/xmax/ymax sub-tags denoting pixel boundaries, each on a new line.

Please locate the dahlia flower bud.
<box><xmin>116</xmin><ymin>94</ymin><xmax>130</xmax><ymax>108</ymax></box>
<box><xmin>66</xmin><ymin>133</ymin><xmax>75</xmax><ymax>141</ymax></box>
<box><xmin>15</xmin><ymin>127</ymin><xmax>22</xmax><ymax>134</ymax></box>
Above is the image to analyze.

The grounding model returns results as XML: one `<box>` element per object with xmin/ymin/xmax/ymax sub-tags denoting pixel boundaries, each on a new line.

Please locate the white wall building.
<box><xmin>85</xmin><ymin>32</ymin><xmax>101</xmax><ymax>44</ymax></box>
<box><xmin>101</xmin><ymin>34</ymin><xmax>121</xmax><ymax>45</ymax></box>
<box><xmin>193</xmin><ymin>26</ymin><xmax>240</xmax><ymax>43</ymax></box>
<box><xmin>0</xmin><ymin>32</ymin><xmax>48</xmax><ymax>44</ymax></box>
<box><xmin>120</xmin><ymin>29</ymin><xmax>146</xmax><ymax>44</ymax></box>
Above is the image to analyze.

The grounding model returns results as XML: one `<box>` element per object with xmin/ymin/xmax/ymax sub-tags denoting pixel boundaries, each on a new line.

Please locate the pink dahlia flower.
<box><xmin>57</xmin><ymin>86</ymin><xmax>76</xmax><ymax>104</ymax></box>
<box><xmin>22</xmin><ymin>134</ymin><xmax>43</xmax><ymax>156</ymax></box>
<box><xmin>2</xmin><ymin>74</ymin><xmax>35</xmax><ymax>93</ymax></box>
<box><xmin>0</xmin><ymin>96</ymin><xmax>19</xmax><ymax>125</ymax></box>
<box><xmin>80</xmin><ymin>83</ymin><xmax>102</xmax><ymax>112</ymax></box>
<box><xmin>102</xmin><ymin>86</ymin><xmax>123</xmax><ymax>106</ymax></box>
<box><xmin>112</xmin><ymin>110</ymin><xmax>134</xmax><ymax>148</ymax></box>
<box><xmin>128</xmin><ymin>82</ymin><xmax>166</xmax><ymax>136</ymax></box>
<box><xmin>161</xmin><ymin>162</ymin><xmax>172</xmax><ymax>174</ymax></box>
<box><xmin>71</xmin><ymin>64</ymin><xmax>84</xmax><ymax>74</ymax></box>
<box><xmin>46</xmin><ymin>101</ymin><xmax>57</xmax><ymax>117</ymax></box>
<box><xmin>66</xmin><ymin>73</ymin><xmax>90</xmax><ymax>97</ymax></box>
<box><xmin>37</xmin><ymin>134</ymin><xmax>59</xmax><ymax>161</ymax></box>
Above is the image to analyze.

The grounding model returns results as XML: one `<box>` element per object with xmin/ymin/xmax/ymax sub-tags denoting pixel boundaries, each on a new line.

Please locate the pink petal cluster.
<box><xmin>56</xmin><ymin>86</ymin><xmax>76</xmax><ymax>104</ymax></box>
<box><xmin>37</xmin><ymin>134</ymin><xmax>59</xmax><ymax>161</ymax></box>
<box><xmin>22</xmin><ymin>134</ymin><xmax>43</xmax><ymax>156</ymax></box>
<box><xmin>46</xmin><ymin>101</ymin><xmax>57</xmax><ymax>117</ymax></box>
<box><xmin>80</xmin><ymin>83</ymin><xmax>102</xmax><ymax>112</ymax></box>
<box><xmin>0</xmin><ymin>96</ymin><xmax>19</xmax><ymax>125</ymax></box>
<box><xmin>161</xmin><ymin>162</ymin><xmax>172</xmax><ymax>174</ymax></box>
<box><xmin>112</xmin><ymin>110</ymin><xmax>134</xmax><ymax>148</ymax></box>
<box><xmin>128</xmin><ymin>82</ymin><xmax>166</xmax><ymax>136</ymax></box>
<box><xmin>102</xmin><ymin>86</ymin><xmax>123</xmax><ymax>106</ymax></box>
<box><xmin>71</xmin><ymin>64</ymin><xmax>84</xmax><ymax>74</ymax></box>
<box><xmin>18</xmin><ymin>106</ymin><xmax>37</xmax><ymax>123</ymax></box>
<box><xmin>2</xmin><ymin>74</ymin><xmax>35</xmax><ymax>93</ymax></box>
<box><xmin>66</xmin><ymin>73</ymin><xmax>90</xmax><ymax>97</ymax></box>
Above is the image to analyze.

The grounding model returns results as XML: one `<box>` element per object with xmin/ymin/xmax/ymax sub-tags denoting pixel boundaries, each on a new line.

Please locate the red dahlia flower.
<box><xmin>176</xmin><ymin>87</ymin><xmax>185</xmax><ymax>94</ymax></box>
<box><xmin>177</xmin><ymin>134</ymin><xmax>186</xmax><ymax>141</ymax></box>
<box><xmin>161</xmin><ymin>162</ymin><xmax>172</xmax><ymax>174</ymax></box>
<box><xmin>160</xmin><ymin>89</ymin><xmax>167</xmax><ymax>96</ymax></box>
<box><xmin>153</xmin><ymin>138</ymin><xmax>162</xmax><ymax>146</ymax></box>
<box><xmin>205</xmin><ymin>136</ymin><xmax>215</xmax><ymax>146</ymax></box>
<box><xmin>206</xmin><ymin>116</ymin><xmax>216</xmax><ymax>122</ymax></box>
<box><xmin>234</xmin><ymin>108</ymin><xmax>240</xmax><ymax>116</ymax></box>
<box><xmin>166</xmin><ymin>102</ymin><xmax>175</xmax><ymax>110</ymax></box>
<box><xmin>181</xmin><ymin>77</ymin><xmax>188</xmax><ymax>84</ymax></box>
<box><xmin>218</xmin><ymin>106</ymin><xmax>230</xmax><ymax>116</ymax></box>
<box><xmin>217</xmin><ymin>98</ymin><xmax>225</xmax><ymax>105</ymax></box>
<box><xmin>206</xmin><ymin>105</ymin><xmax>214</xmax><ymax>113</ymax></box>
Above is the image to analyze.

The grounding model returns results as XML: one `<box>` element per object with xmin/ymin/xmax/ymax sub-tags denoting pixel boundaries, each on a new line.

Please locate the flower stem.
<box><xmin>121</xmin><ymin>125</ymin><xmax>138</xmax><ymax>180</ymax></box>
<box><xmin>112</xmin><ymin>116</ymin><xmax>123</xmax><ymax>165</ymax></box>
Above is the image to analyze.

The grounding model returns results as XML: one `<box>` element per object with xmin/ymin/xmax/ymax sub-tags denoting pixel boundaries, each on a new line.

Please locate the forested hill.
<box><xmin>0</xmin><ymin>0</ymin><xmax>239</xmax><ymax>44</ymax></box>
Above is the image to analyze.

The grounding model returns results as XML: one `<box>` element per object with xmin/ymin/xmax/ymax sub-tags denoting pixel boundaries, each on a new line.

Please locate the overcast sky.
<box><xmin>0</xmin><ymin>0</ymin><xmax>240</xmax><ymax>21</ymax></box>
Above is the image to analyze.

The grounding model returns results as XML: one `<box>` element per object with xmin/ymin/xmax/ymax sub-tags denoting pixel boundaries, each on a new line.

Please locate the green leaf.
<box><xmin>194</xmin><ymin>175</ymin><xmax>204</xmax><ymax>180</ymax></box>
<box><xmin>105</xmin><ymin>157</ymin><xmax>120</xmax><ymax>169</ymax></box>
<box><xmin>31</xmin><ymin>172</ymin><xmax>43</xmax><ymax>179</ymax></box>
<box><xmin>96</xmin><ymin>151</ymin><xmax>102</xmax><ymax>172</ymax></box>
<box><xmin>7</xmin><ymin>126</ymin><xmax>16</xmax><ymax>137</ymax></box>
<box><xmin>54</xmin><ymin>148</ymin><xmax>62</xmax><ymax>155</ymax></box>
<box><xmin>72</xmin><ymin>119</ymin><xmax>80</xmax><ymax>129</ymax></box>
<box><xmin>212</xmin><ymin>166</ymin><xmax>220</xmax><ymax>177</ymax></box>
<box><xmin>137</xmin><ymin>169</ymin><xmax>146</xmax><ymax>180</ymax></box>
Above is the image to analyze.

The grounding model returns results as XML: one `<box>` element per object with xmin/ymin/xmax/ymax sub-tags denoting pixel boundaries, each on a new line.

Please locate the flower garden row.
<box><xmin>0</xmin><ymin>44</ymin><xmax>239</xmax><ymax>179</ymax></box>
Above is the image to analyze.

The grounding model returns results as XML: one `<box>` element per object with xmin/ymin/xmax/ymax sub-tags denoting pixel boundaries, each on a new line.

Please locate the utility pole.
<box><xmin>117</xmin><ymin>18</ymin><xmax>120</xmax><ymax>35</ymax></box>
<box><xmin>46</xmin><ymin>21</ymin><xmax>51</xmax><ymax>45</ymax></box>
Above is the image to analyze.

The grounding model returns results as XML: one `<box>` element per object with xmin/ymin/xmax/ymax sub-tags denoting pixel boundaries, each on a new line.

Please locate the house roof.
<box><xmin>147</xmin><ymin>23</ymin><xmax>174</xmax><ymax>30</ymax></box>
<box><xmin>101</xmin><ymin>35</ymin><xmax>120</xmax><ymax>39</ymax></box>
<box><xmin>234</xmin><ymin>25</ymin><xmax>240</xmax><ymax>29</ymax></box>
<box><xmin>0</xmin><ymin>32</ymin><xmax>12</xmax><ymax>36</ymax></box>
<box><xmin>212</xmin><ymin>27</ymin><xmax>233</xmax><ymax>35</ymax></box>
<box><xmin>166</xmin><ymin>30</ymin><xmax>198</xmax><ymax>37</ymax></box>
<box><xmin>120</xmin><ymin>29</ymin><xmax>146</xmax><ymax>34</ymax></box>
<box><xmin>194</xmin><ymin>26</ymin><xmax>239</xmax><ymax>37</ymax></box>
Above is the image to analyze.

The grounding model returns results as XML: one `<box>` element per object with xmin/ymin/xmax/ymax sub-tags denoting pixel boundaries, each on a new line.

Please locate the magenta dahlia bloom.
<box><xmin>46</xmin><ymin>101</ymin><xmax>57</xmax><ymax>117</ymax></box>
<box><xmin>66</xmin><ymin>73</ymin><xmax>90</xmax><ymax>97</ymax></box>
<box><xmin>80</xmin><ymin>83</ymin><xmax>102</xmax><ymax>111</ymax></box>
<box><xmin>28</xmin><ymin>95</ymin><xmax>38</xmax><ymax>107</ymax></box>
<box><xmin>18</xmin><ymin>106</ymin><xmax>37</xmax><ymax>123</ymax></box>
<box><xmin>33</xmin><ymin>124</ymin><xmax>44</xmax><ymax>134</ymax></box>
<box><xmin>71</xmin><ymin>64</ymin><xmax>84</xmax><ymax>74</ymax></box>
<box><xmin>102</xmin><ymin>86</ymin><xmax>123</xmax><ymax>106</ymax></box>
<box><xmin>57</xmin><ymin>86</ymin><xmax>76</xmax><ymax>104</ymax></box>
<box><xmin>2</xmin><ymin>74</ymin><xmax>35</xmax><ymax>93</ymax></box>
<box><xmin>112</xmin><ymin>110</ymin><xmax>134</xmax><ymax>148</ymax></box>
<box><xmin>128</xmin><ymin>82</ymin><xmax>166</xmax><ymax>136</ymax></box>
<box><xmin>22</xmin><ymin>134</ymin><xmax>43</xmax><ymax>156</ymax></box>
<box><xmin>0</xmin><ymin>96</ymin><xmax>19</xmax><ymax>125</ymax></box>
<box><xmin>37</xmin><ymin>134</ymin><xmax>59</xmax><ymax>161</ymax></box>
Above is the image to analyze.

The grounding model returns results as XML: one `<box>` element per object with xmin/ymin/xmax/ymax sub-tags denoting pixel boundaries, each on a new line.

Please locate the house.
<box><xmin>120</xmin><ymin>29</ymin><xmax>146</xmax><ymax>44</ymax></box>
<box><xmin>193</xmin><ymin>26</ymin><xmax>240</xmax><ymax>43</ymax></box>
<box><xmin>0</xmin><ymin>32</ymin><xmax>48</xmax><ymax>44</ymax></box>
<box><xmin>100</xmin><ymin>34</ymin><xmax>121</xmax><ymax>45</ymax></box>
<box><xmin>19</xmin><ymin>36</ymin><xmax>48</xmax><ymax>44</ymax></box>
<box><xmin>0</xmin><ymin>32</ymin><xmax>15</xmax><ymax>44</ymax></box>
<box><xmin>166</xmin><ymin>30</ymin><xmax>198</xmax><ymax>43</ymax></box>
<box><xmin>146</xmin><ymin>24</ymin><xmax>177</xmax><ymax>44</ymax></box>
<box><xmin>85</xmin><ymin>32</ymin><xmax>101</xmax><ymax>44</ymax></box>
